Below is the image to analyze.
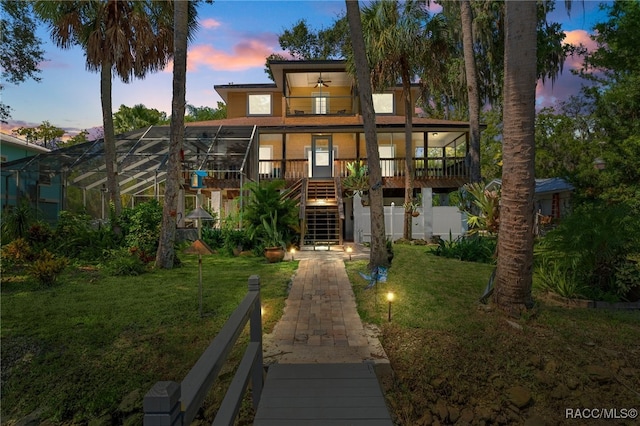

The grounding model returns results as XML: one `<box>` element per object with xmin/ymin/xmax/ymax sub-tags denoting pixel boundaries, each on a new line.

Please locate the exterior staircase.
<box><xmin>300</xmin><ymin>179</ymin><xmax>343</xmax><ymax>247</ymax></box>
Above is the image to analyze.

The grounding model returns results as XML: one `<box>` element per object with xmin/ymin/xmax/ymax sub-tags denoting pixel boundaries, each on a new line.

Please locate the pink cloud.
<box><xmin>563</xmin><ymin>29</ymin><xmax>598</xmax><ymax>71</ymax></box>
<box><xmin>535</xmin><ymin>29</ymin><xmax>600</xmax><ymax>109</ymax></box>
<box><xmin>200</xmin><ymin>18</ymin><xmax>221</xmax><ymax>29</ymax></box>
<box><xmin>187</xmin><ymin>39</ymin><xmax>275</xmax><ymax>72</ymax></box>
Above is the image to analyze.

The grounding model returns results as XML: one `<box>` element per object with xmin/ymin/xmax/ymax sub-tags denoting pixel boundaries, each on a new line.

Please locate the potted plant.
<box><xmin>260</xmin><ymin>212</ymin><xmax>286</xmax><ymax>263</ymax></box>
<box><xmin>403</xmin><ymin>193</ymin><xmax>422</xmax><ymax>217</ymax></box>
<box><xmin>342</xmin><ymin>160</ymin><xmax>370</xmax><ymax>206</ymax></box>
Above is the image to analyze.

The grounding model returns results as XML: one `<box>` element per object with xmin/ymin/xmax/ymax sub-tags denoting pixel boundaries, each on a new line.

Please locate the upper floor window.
<box><xmin>248</xmin><ymin>94</ymin><xmax>272</xmax><ymax>115</ymax></box>
<box><xmin>373</xmin><ymin>93</ymin><xmax>394</xmax><ymax>114</ymax></box>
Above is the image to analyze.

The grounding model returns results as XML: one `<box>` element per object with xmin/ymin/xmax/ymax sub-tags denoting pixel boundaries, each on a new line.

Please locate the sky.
<box><xmin>2</xmin><ymin>0</ymin><xmax>607</xmax><ymax>139</ymax></box>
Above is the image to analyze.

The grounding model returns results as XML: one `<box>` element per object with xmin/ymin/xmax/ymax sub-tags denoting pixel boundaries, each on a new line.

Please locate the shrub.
<box><xmin>29</xmin><ymin>250</ymin><xmax>68</xmax><ymax>286</ymax></box>
<box><xmin>103</xmin><ymin>248</ymin><xmax>147</xmax><ymax>276</ymax></box>
<box><xmin>242</xmin><ymin>180</ymin><xmax>299</xmax><ymax>246</ymax></box>
<box><xmin>431</xmin><ymin>234</ymin><xmax>497</xmax><ymax>264</ymax></box>
<box><xmin>1</xmin><ymin>201</ymin><xmax>35</xmax><ymax>241</ymax></box>
<box><xmin>223</xmin><ymin>228</ymin><xmax>252</xmax><ymax>255</ymax></box>
<box><xmin>27</xmin><ymin>222</ymin><xmax>53</xmax><ymax>247</ymax></box>
<box><xmin>53</xmin><ymin>211</ymin><xmax>113</xmax><ymax>260</ymax></box>
<box><xmin>535</xmin><ymin>202</ymin><xmax>640</xmax><ymax>300</ymax></box>
<box><xmin>119</xmin><ymin>200</ymin><xmax>163</xmax><ymax>256</ymax></box>
<box><xmin>202</xmin><ymin>227</ymin><xmax>225</xmax><ymax>250</ymax></box>
<box><xmin>613</xmin><ymin>260</ymin><xmax>640</xmax><ymax>301</ymax></box>
<box><xmin>1</xmin><ymin>238</ymin><xmax>34</xmax><ymax>267</ymax></box>
<box><xmin>535</xmin><ymin>258</ymin><xmax>585</xmax><ymax>299</ymax></box>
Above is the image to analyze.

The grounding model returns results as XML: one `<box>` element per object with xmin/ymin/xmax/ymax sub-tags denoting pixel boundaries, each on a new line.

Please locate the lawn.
<box><xmin>1</xmin><ymin>254</ymin><xmax>297</xmax><ymax>424</ymax></box>
<box><xmin>346</xmin><ymin>245</ymin><xmax>640</xmax><ymax>425</ymax></box>
<box><xmin>3</xmin><ymin>245</ymin><xmax>638</xmax><ymax>425</ymax></box>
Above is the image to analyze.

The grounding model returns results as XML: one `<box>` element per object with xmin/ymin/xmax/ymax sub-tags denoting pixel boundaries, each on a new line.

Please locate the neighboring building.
<box><xmin>1</xmin><ymin>60</ymin><xmax>474</xmax><ymax>242</ymax></box>
<box><xmin>486</xmin><ymin>177</ymin><xmax>574</xmax><ymax>219</ymax></box>
<box><xmin>1</xmin><ymin>132</ymin><xmax>50</xmax><ymax>163</ymax></box>
<box><xmin>0</xmin><ymin>132</ymin><xmax>62</xmax><ymax>223</ymax></box>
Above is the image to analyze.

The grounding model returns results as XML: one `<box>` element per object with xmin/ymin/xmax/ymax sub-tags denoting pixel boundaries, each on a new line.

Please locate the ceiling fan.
<box><xmin>312</xmin><ymin>72</ymin><xmax>331</xmax><ymax>88</ymax></box>
<box><xmin>315</xmin><ymin>77</ymin><xmax>330</xmax><ymax>88</ymax></box>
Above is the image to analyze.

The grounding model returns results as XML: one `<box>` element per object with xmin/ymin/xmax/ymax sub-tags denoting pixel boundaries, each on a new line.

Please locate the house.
<box><xmin>486</xmin><ymin>177</ymin><xmax>574</xmax><ymax>220</ymax></box>
<box><xmin>0</xmin><ymin>60</ymin><xmax>474</xmax><ymax>242</ymax></box>
<box><xmin>1</xmin><ymin>132</ymin><xmax>50</xmax><ymax>163</ymax></box>
<box><xmin>0</xmin><ymin>132</ymin><xmax>61</xmax><ymax>223</ymax></box>
<box><xmin>201</xmin><ymin>59</ymin><xmax>473</xmax><ymax>244</ymax></box>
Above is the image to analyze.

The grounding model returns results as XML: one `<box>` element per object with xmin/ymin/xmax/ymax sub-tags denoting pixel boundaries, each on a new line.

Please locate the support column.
<box><xmin>422</xmin><ymin>187</ymin><xmax>433</xmax><ymax>241</ymax></box>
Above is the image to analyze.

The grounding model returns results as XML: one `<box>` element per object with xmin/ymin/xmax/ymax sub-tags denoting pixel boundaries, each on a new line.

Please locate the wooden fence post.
<box><xmin>143</xmin><ymin>381</ymin><xmax>182</xmax><ymax>425</ymax></box>
<box><xmin>248</xmin><ymin>274</ymin><xmax>263</xmax><ymax>409</ymax></box>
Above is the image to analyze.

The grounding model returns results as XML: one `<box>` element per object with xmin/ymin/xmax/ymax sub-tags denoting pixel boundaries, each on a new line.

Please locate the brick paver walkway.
<box><xmin>263</xmin><ymin>247</ymin><xmax>388</xmax><ymax>364</ymax></box>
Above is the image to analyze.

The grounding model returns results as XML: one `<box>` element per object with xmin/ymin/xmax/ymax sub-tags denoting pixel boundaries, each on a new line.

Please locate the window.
<box><xmin>373</xmin><ymin>93</ymin><xmax>394</xmax><ymax>114</ymax></box>
<box><xmin>259</xmin><ymin>146</ymin><xmax>273</xmax><ymax>175</ymax></box>
<box><xmin>248</xmin><ymin>94</ymin><xmax>272</xmax><ymax>115</ymax></box>
<box><xmin>0</xmin><ymin>155</ymin><xmax>6</xmax><ymax>163</ymax></box>
<box><xmin>379</xmin><ymin>145</ymin><xmax>395</xmax><ymax>177</ymax></box>
<box><xmin>312</xmin><ymin>92</ymin><xmax>329</xmax><ymax>114</ymax></box>
<box><xmin>39</xmin><ymin>164</ymin><xmax>51</xmax><ymax>185</ymax></box>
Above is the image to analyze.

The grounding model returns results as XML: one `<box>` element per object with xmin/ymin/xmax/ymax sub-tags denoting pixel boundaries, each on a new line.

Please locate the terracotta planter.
<box><xmin>264</xmin><ymin>247</ymin><xmax>285</xmax><ymax>263</ymax></box>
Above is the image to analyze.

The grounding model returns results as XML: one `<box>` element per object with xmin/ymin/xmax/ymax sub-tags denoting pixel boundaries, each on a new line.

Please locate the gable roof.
<box><xmin>0</xmin><ymin>132</ymin><xmax>51</xmax><ymax>154</ymax></box>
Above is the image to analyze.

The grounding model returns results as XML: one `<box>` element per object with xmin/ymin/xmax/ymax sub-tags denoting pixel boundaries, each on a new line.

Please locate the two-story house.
<box><xmin>195</xmin><ymin>59</ymin><xmax>472</xmax><ymax>244</ymax></box>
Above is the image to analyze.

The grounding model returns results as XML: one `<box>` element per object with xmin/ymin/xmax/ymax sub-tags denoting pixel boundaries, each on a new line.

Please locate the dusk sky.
<box><xmin>2</xmin><ymin>0</ymin><xmax>607</xmax><ymax>138</ymax></box>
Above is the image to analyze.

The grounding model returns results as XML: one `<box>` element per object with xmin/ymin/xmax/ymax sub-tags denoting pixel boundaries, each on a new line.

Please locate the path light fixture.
<box><xmin>290</xmin><ymin>247</ymin><xmax>296</xmax><ymax>261</ymax></box>
<box><xmin>346</xmin><ymin>246</ymin><xmax>353</xmax><ymax>261</ymax></box>
<box><xmin>185</xmin><ymin>204</ymin><xmax>214</xmax><ymax>317</ymax></box>
<box><xmin>387</xmin><ymin>291</ymin><xmax>395</xmax><ymax>322</ymax></box>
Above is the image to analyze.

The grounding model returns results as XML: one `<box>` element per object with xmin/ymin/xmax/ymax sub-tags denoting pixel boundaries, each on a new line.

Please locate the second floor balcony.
<box><xmin>285</xmin><ymin>95</ymin><xmax>355</xmax><ymax>117</ymax></box>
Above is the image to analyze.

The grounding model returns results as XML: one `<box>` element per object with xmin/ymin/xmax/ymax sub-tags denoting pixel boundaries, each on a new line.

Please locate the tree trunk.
<box><xmin>402</xmin><ymin>64</ymin><xmax>414</xmax><ymax>240</ymax></box>
<box><xmin>100</xmin><ymin>60</ymin><xmax>122</xmax><ymax>231</ymax></box>
<box><xmin>460</xmin><ymin>0</ymin><xmax>481</xmax><ymax>183</ymax></box>
<box><xmin>346</xmin><ymin>0</ymin><xmax>388</xmax><ymax>269</ymax></box>
<box><xmin>156</xmin><ymin>0</ymin><xmax>187</xmax><ymax>269</ymax></box>
<box><xmin>494</xmin><ymin>0</ymin><xmax>537</xmax><ymax>314</ymax></box>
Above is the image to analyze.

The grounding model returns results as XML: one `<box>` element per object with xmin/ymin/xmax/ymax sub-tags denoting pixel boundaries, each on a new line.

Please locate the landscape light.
<box><xmin>387</xmin><ymin>291</ymin><xmax>395</xmax><ymax>322</ymax></box>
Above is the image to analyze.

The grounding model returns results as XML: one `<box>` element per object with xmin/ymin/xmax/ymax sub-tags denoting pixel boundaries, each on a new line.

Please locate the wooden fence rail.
<box><xmin>143</xmin><ymin>275</ymin><xmax>263</xmax><ymax>426</ymax></box>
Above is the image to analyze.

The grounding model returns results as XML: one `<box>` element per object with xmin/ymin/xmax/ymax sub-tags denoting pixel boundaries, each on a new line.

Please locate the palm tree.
<box><xmin>493</xmin><ymin>0</ymin><xmax>537</xmax><ymax>313</ymax></box>
<box><xmin>345</xmin><ymin>0</ymin><xmax>388</xmax><ymax>269</ymax></box>
<box><xmin>35</xmin><ymin>1</ymin><xmax>177</xmax><ymax>221</ymax></box>
<box><xmin>459</xmin><ymin>0</ymin><xmax>481</xmax><ymax>183</ymax></box>
<box><xmin>359</xmin><ymin>0</ymin><xmax>427</xmax><ymax>240</ymax></box>
<box><xmin>113</xmin><ymin>103</ymin><xmax>169</xmax><ymax>134</ymax></box>
<box><xmin>156</xmin><ymin>0</ymin><xmax>191</xmax><ymax>269</ymax></box>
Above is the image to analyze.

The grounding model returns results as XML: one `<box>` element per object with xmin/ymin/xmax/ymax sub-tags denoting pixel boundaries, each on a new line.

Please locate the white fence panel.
<box><xmin>354</xmin><ymin>203</ymin><xmax>465</xmax><ymax>243</ymax></box>
<box><xmin>432</xmin><ymin>206</ymin><xmax>467</xmax><ymax>240</ymax></box>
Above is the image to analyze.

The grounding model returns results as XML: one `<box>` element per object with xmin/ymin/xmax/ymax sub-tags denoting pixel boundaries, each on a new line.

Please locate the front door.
<box><xmin>311</xmin><ymin>135</ymin><xmax>333</xmax><ymax>178</ymax></box>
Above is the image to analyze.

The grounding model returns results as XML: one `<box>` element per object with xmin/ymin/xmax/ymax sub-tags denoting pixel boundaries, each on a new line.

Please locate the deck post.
<box><xmin>143</xmin><ymin>381</ymin><xmax>182</xmax><ymax>425</ymax></box>
<box><xmin>248</xmin><ymin>275</ymin><xmax>263</xmax><ymax>409</ymax></box>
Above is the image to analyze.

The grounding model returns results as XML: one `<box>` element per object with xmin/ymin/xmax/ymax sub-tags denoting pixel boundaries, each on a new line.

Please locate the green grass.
<box><xmin>1</xmin><ymin>254</ymin><xmax>297</xmax><ymax>423</ymax></box>
<box><xmin>347</xmin><ymin>245</ymin><xmax>640</xmax><ymax>425</ymax></box>
<box><xmin>347</xmin><ymin>245</ymin><xmax>495</xmax><ymax>329</ymax></box>
<box><xmin>3</xmin><ymin>245</ymin><xmax>639</xmax><ymax>425</ymax></box>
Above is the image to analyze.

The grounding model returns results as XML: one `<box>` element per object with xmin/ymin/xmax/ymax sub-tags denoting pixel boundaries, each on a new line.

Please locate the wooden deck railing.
<box><xmin>143</xmin><ymin>275</ymin><xmax>263</xmax><ymax>426</ymax></box>
<box><xmin>258</xmin><ymin>157</ymin><xmax>468</xmax><ymax>181</ymax></box>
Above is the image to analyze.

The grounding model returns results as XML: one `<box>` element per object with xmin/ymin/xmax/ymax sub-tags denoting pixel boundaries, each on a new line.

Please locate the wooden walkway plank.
<box><xmin>254</xmin><ymin>363</ymin><xmax>393</xmax><ymax>426</ymax></box>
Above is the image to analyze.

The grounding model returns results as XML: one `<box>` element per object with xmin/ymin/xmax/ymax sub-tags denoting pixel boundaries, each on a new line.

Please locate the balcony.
<box><xmin>257</xmin><ymin>157</ymin><xmax>468</xmax><ymax>188</ymax></box>
<box><xmin>285</xmin><ymin>95</ymin><xmax>355</xmax><ymax>117</ymax></box>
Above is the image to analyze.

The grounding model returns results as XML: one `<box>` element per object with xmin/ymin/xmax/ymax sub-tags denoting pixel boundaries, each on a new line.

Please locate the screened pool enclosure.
<box><xmin>1</xmin><ymin>125</ymin><xmax>259</xmax><ymax>224</ymax></box>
